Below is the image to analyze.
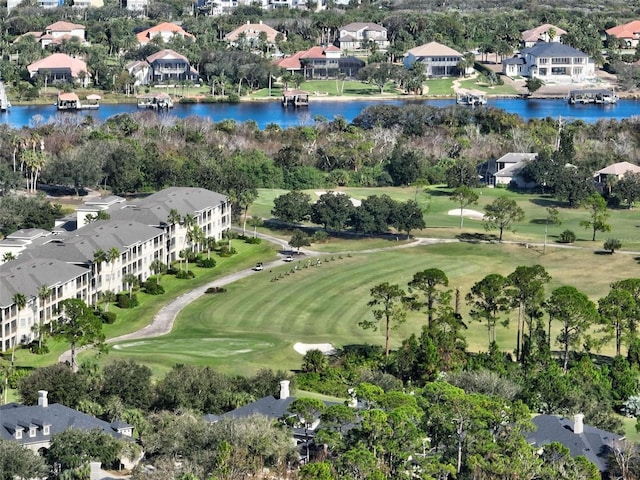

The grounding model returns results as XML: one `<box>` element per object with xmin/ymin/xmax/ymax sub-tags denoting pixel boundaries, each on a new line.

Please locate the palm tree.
<box><xmin>106</xmin><ymin>247</ymin><xmax>120</xmax><ymax>292</ymax></box>
<box><xmin>150</xmin><ymin>259</ymin><xmax>166</xmax><ymax>284</ymax></box>
<box><xmin>101</xmin><ymin>290</ymin><xmax>116</xmax><ymax>313</ymax></box>
<box><xmin>93</xmin><ymin>249</ymin><xmax>107</xmax><ymax>287</ymax></box>
<box><xmin>11</xmin><ymin>293</ymin><xmax>27</xmax><ymax>368</ymax></box>
<box><xmin>123</xmin><ymin>274</ymin><xmax>138</xmax><ymax>299</ymax></box>
<box><xmin>182</xmin><ymin>214</ymin><xmax>196</xmax><ymax>273</ymax></box>
<box><xmin>205</xmin><ymin>237</ymin><xmax>217</xmax><ymax>260</ymax></box>
<box><xmin>167</xmin><ymin>209</ymin><xmax>182</xmax><ymax>264</ymax></box>
<box><xmin>2</xmin><ymin>252</ymin><xmax>15</xmax><ymax>263</ymax></box>
<box><xmin>36</xmin><ymin>285</ymin><xmax>51</xmax><ymax>349</ymax></box>
<box><xmin>249</xmin><ymin>216</ymin><xmax>263</xmax><ymax>238</ymax></box>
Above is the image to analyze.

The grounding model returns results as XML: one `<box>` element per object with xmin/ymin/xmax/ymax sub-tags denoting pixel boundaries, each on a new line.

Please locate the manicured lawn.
<box><xmin>459</xmin><ymin>78</ymin><xmax>520</xmax><ymax>96</ymax></box>
<box><xmin>252</xmin><ymin>80</ymin><xmax>403</xmax><ymax>99</ymax></box>
<box><xmin>104</xmin><ymin>241</ymin><xmax>639</xmax><ymax>377</ymax></box>
<box><xmin>425</xmin><ymin>78</ymin><xmax>455</xmax><ymax>96</ymax></box>
<box><xmin>251</xmin><ymin>186</ymin><xmax>640</xmax><ymax>250</ymax></box>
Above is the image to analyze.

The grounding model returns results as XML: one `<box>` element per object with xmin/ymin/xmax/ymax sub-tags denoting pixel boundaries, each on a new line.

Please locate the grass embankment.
<box><xmin>13</xmin><ymin>241</ymin><xmax>277</xmax><ymax>370</ymax></box>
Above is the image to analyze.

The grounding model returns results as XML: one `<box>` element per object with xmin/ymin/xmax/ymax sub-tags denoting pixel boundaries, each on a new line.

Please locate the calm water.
<box><xmin>1</xmin><ymin>97</ymin><xmax>640</xmax><ymax>129</ymax></box>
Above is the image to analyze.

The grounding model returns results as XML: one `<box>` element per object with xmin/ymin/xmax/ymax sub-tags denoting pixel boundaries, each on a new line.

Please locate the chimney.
<box><xmin>246</xmin><ymin>20</ymin><xmax>250</xmax><ymax>25</ymax></box>
<box><xmin>38</xmin><ymin>390</ymin><xmax>48</xmax><ymax>408</ymax></box>
<box><xmin>279</xmin><ymin>380</ymin><xmax>290</xmax><ymax>400</ymax></box>
<box><xmin>573</xmin><ymin>413</ymin><xmax>584</xmax><ymax>434</ymax></box>
<box><xmin>259</xmin><ymin>20</ymin><xmax>263</xmax><ymax>24</ymax></box>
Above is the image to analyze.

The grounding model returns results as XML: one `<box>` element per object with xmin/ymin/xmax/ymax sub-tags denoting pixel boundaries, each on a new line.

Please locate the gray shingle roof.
<box><xmin>0</xmin><ymin>258</ymin><xmax>88</xmax><ymax>307</ymax></box>
<box><xmin>19</xmin><ymin>220</ymin><xmax>163</xmax><ymax>266</ymax></box>
<box><xmin>526</xmin><ymin>415</ymin><xmax>623</xmax><ymax>472</ymax></box>
<box><xmin>110</xmin><ymin>187</ymin><xmax>228</xmax><ymax>227</ymax></box>
<box><xmin>520</xmin><ymin>42</ymin><xmax>589</xmax><ymax>58</ymax></box>
<box><xmin>0</xmin><ymin>402</ymin><xmax>132</xmax><ymax>445</ymax></box>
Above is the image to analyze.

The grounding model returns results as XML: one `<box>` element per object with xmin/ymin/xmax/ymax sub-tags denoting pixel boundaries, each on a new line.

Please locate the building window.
<box><xmin>15</xmin><ymin>430</ymin><xmax>22</xmax><ymax>439</ymax></box>
<box><xmin>43</xmin><ymin>425</ymin><xmax>50</xmax><ymax>435</ymax></box>
<box><xmin>29</xmin><ymin>427</ymin><xmax>36</xmax><ymax>437</ymax></box>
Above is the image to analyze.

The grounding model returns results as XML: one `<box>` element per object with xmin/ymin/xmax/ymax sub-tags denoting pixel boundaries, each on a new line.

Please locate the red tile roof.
<box><xmin>27</xmin><ymin>53</ymin><xmax>88</xmax><ymax>77</ymax></box>
<box><xmin>606</xmin><ymin>20</ymin><xmax>640</xmax><ymax>40</ymax></box>
<box><xmin>46</xmin><ymin>21</ymin><xmax>85</xmax><ymax>32</ymax></box>
<box><xmin>136</xmin><ymin>22</ymin><xmax>195</xmax><ymax>45</ymax></box>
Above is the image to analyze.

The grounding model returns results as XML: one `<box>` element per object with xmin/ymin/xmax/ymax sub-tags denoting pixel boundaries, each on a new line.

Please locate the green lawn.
<box><xmin>251</xmin><ymin>186</ymin><xmax>640</xmax><ymax>250</ymax></box>
<box><xmin>459</xmin><ymin>78</ymin><xmax>520</xmax><ymax>96</ymax></box>
<box><xmin>252</xmin><ymin>80</ymin><xmax>403</xmax><ymax>99</ymax></box>
<box><xmin>102</xmin><ymin>241</ymin><xmax>639</xmax><ymax>378</ymax></box>
<box><xmin>425</xmin><ymin>78</ymin><xmax>455</xmax><ymax>96</ymax></box>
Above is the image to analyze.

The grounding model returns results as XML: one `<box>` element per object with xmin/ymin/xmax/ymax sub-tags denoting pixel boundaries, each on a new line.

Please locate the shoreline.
<box><xmin>9</xmin><ymin>89</ymin><xmax>640</xmax><ymax>109</ymax></box>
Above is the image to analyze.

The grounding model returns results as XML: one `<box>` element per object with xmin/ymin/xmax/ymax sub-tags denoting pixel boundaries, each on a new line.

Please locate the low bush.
<box><xmin>558</xmin><ymin>230</ymin><xmax>576</xmax><ymax>244</ymax></box>
<box><xmin>245</xmin><ymin>237</ymin><xmax>261</xmax><ymax>244</ymax></box>
<box><xmin>217</xmin><ymin>246</ymin><xmax>237</xmax><ymax>257</ymax></box>
<box><xmin>100</xmin><ymin>311</ymin><xmax>117</xmax><ymax>324</ymax></box>
<box><xmin>167</xmin><ymin>267</ymin><xmax>178</xmax><ymax>275</ymax></box>
<box><xmin>116</xmin><ymin>293</ymin><xmax>139</xmax><ymax>309</ymax></box>
<box><xmin>8</xmin><ymin>368</ymin><xmax>30</xmax><ymax>389</ymax></box>
<box><xmin>179</xmin><ymin>97</ymin><xmax>198</xmax><ymax>104</ymax></box>
<box><xmin>175</xmin><ymin>269</ymin><xmax>196</xmax><ymax>279</ymax></box>
<box><xmin>312</xmin><ymin>230</ymin><xmax>329</xmax><ymax>243</ymax></box>
<box><xmin>227</xmin><ymin>93</ymin><xmax>240</xmax><ymax>104</ymax></box>
<box><xmin>142</xmin><ymin>281</ymin><xmax>165</xmax><ymax>295</ymax></box>
<box><xmin>205</xmin><ymin>286</ymin><xmax>227</xmax><ymax>294</ymax></box>
<box><xmin>198</xmin><ymin>258</ymin><xmax>217</xmax><ymax>268</ymax></box>
<box><xmin>29</xmin><ymin>342</ymin><xmax>50</xmax><ymax>355</ymax></box>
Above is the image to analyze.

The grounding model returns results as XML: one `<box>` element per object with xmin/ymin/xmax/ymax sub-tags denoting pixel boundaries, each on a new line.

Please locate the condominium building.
<box><xmin>0</xmin><ymin>187</ymin><xmax>230</xmax><ymax>353</ymax></box>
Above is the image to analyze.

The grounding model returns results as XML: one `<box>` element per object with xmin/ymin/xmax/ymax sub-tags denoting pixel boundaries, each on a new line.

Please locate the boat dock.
<box><xmin>456</xmin><ymin>88</ymin><xmax>487</xmax><ymax>106</ymax></box>
<box><xmin>282</xmin><ymin>89</ymin><xmax>309</xmax><ymax>108</ymax></box>
<box><xmin>0</xmin><ymin>81</ymin><xmax>10</xmax><ymax>111</ymax></box>
<box><xmin>57</xmin><ymin>92</ymin><xmax>100</xmax><ymax>111</ymax></box>
<box><xmin>568</xmin><ymin>89</ymin><xmax>618</xmax><ymax>105</ymax></box>
<box><xmin>136</xmin><ymin>92</ymin><xmax>174</xmax><ymax>109</ymax></box>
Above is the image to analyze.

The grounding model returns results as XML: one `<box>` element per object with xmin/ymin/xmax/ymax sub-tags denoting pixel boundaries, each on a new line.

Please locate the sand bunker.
<box><xmin>315</xmin><ymin>191</ymin><xmax>362</xmax><ymax>207</ymax></box>
<box><xmin>447</xmin><ymin>208</ymin><xmax>485</xmax><ymax>220</ymax></box>
<box><xmin>293</xmin><ymin>342</ymin><xmax>336</xmax><ymax>355</ymax></box>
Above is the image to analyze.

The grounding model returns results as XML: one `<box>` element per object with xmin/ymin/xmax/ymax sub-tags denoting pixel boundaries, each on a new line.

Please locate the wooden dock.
<box><xmin>0</xmin><ymin>82</ymin><xmax>10</xmax><ymax>112</ymax></box>
<box><xmin>282</xmin><ymin>89</ymin><xmax>309</xmax><ymax>108</ymax></box>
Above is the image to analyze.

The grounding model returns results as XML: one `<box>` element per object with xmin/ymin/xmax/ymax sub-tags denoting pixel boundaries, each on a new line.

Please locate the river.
<box><xmin>1</xmin><ymin>97</ymin><xmax>640</xmax><ymax>129</ymax></box>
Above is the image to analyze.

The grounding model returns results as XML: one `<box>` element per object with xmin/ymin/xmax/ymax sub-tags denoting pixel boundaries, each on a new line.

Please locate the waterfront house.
<box><xmin>478</xmin><ymin>153</ymin><xmax>538</xmax><ymax>188</ymax></box>
<box><xmin>224</xmin><ymin>21</ymin><xmax>284</xmax><ymax>48</ymax></box>
<box><xmin>136</xmin><ymin>22</ymin><xmax>196</xmax><ymax>46</ymax></box>
<box><xmin>126</xmin><ymin>60</ymin><xmax>151</xmax><ymax>86</ymax></box>
<box><xmin>145</xmin><ymin>49</ymin><xmax>199</xmax><ymax>84</ymax></box>
<box><xmin>0</xmin><ymin>187</ymin><xmax>230</xmax><ymax>353</ymax></box>
<box><xmin>337</xmin><ymin>22</ymin><xmax>389</xmax><ymax>52</ymax></box>
<box><xmin>27</xmin><ymin>53</ymin><xmax>91</xmax><ymax>87</ymax></box>
<box><xmin>1</xmin><ymin>390</ymin><xmax>136</xmax><ymax>468</ymax></box>
<box><xmin>521</xmin><ymin>24</ymin><xmax>567</xmax><ymax>48</ymax></box>
<box><xmin>275</xmin><ymin>46</ymin><xmax>364</xmax><ymax>79</ymax></box>
<box><xmin>503</xmin><ymin>42</ymin><xmax>594</xmax><ymax>81</ymax></box>
<box><xmin>526</xmin><ymin>414</ymin><xmax>623</xmax><ymax>475</ymax></box>
<box><xmin>606</xmin><ymin>20</ymin><xmax>640</xmax><ymax>48</ymax></box>
<box><xmin>403</xmin><ymin>42</ymin><xmax>464</xmax><ymax>77</ymax></box>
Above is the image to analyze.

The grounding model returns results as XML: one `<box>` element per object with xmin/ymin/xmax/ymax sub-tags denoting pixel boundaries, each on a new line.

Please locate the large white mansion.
<box><xmin>0</xmin><ymin>187</ymin><xmax>230</xmax><ymax>352</ymax></box>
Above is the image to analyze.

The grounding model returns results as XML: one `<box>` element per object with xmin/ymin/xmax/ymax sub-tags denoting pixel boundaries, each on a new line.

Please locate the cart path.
<box><xmin>58</xmin><ymin>232</ymin><xmax>640</xmax><ymax>363</ymax></box>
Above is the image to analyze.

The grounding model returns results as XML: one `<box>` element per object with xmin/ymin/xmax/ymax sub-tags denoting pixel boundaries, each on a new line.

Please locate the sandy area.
<box><xmin>293</xmin><ymin>342</ymin><xmax>336</xmax><ymax>355</ymax></box>
<box><xmin>447</xmin><ymin>208</ymin><xmax>485</xmax><ymax>220</ymax></box>
<box><xmin>315</xmin><ymin>191</ymin><xmax>362</xmax><ymax>207</ymax></box>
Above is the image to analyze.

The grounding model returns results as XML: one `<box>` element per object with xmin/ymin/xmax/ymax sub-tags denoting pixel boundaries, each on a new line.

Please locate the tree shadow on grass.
<box><xmin>529</xmin><ymin>197</ymin><xmax>565</xmax><ymax>208</ymax></box>
<box><xmin>456</xmin><ymin>232</ymin><xmax>499</xmax><ymax>243</ymax></box>
<box><xmin>594</xmin><ymin>250</ymin><xmax>613</xmax><ymax>256</ymax></box>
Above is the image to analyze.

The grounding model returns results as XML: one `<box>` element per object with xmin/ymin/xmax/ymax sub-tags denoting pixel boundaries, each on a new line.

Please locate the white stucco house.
<box><xmin>503</xmin><ymin>42</ymin><xmax>595</xmax><ymax>81</ymax></box>
<box><xmin>403</xmin><ymin>42</ymin><xmax>465</xmax><ymax>77</ymax></box>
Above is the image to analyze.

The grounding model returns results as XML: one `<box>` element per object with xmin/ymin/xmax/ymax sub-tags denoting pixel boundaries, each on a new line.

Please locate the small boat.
<box><xmin>456</xmin><ymin>89</ymin><xmax>487</xmax><ymax>106</ymax></box>
<box><xmin>567</xmin><ymin>89</ymin><xmax>617</xmax><ymax>105</ymax></box>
